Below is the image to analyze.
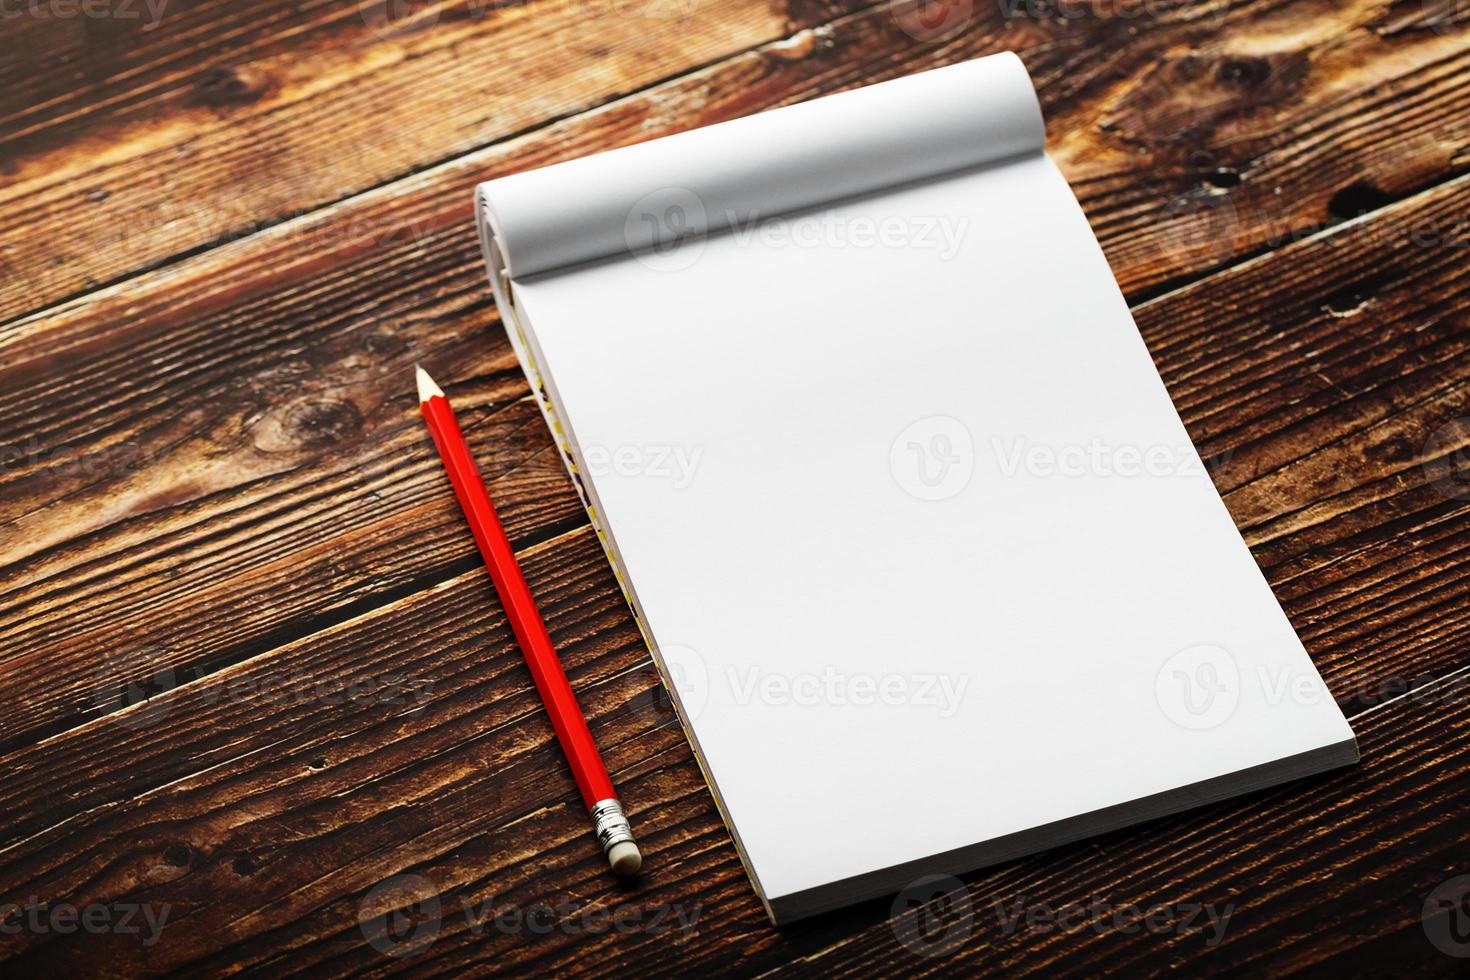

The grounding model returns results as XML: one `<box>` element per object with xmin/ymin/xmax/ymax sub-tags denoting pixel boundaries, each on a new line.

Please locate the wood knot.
<box><xmin>286</xmin><ymin>398</ymin><xmax>363</xmax><ymax>448</ymax></box>
<box><xmin>1101</xmin><ymin>51</ymin><xmax>1306</xmax><ymax>146</ymax></box>
<box><xmin>1204</xmin><ymin>167</ymin><xmax>1241</xmax><ymax>190</ymax></box>
<box><xmin>1215</xmin><ymin>56</ymin><xmax>1273</xmax><ymax>89</ymax></box>
<box><xmin>1327</xmin><ymin>182</ymin><xmax>1394</xmax><ymax>220</ymax></box>
<box><xmin>1366</xmin><ymin>433</ymin><xmax>1416</xmax><ymax>465</ymax></box>
<box><xmin>360</xmin><ymin>329</ymin><xmax>405</xmax><ymax>357</ymax></box>
<box><xmin>252</xmin><ymin>396</ymin><xmax>364</xmax><ymax>454</ymax></box>
<box><xmin>1321</xmin><ymin>270</ymin><xmax>1391</xmax><ymax>317</ymax></box>
<box><xmin>197</xmin><ymin>65</ymin><xmax>273</xmax><ymax>106</ymax></box>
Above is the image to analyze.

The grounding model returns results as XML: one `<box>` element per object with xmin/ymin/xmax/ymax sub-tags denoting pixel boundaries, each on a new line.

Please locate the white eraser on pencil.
<box><xmin>608</xmin><ymin>840</ymin><xmax>642</xmax><ymax>877</ymax></box>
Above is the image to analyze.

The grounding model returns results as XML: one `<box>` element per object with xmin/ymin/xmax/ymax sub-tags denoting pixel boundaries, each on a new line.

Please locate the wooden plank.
<box><xmin>1</xmin><ymin>85</ymin><xmax>1466</xmax><ymax>756</ymax></box>
<box><xmin>0</xmin><ymin>526</ymin><xmax>703</xmax><ymax>975</ymax></box>
<box><xmin>0</xmin><ymin>522</ymin><xmax>1466</xmax><ymax>975</ymax></box>
<box><xmin>4</xmin><ymin>0</ymin><xmax>1467</xmax><ymax>322</ymax></box>
<box><xmin>1131</xmin><ymin>172</ymin><xmax>1470</xmax><ymax>715</ymax></box>
<box><xmin>1</xmin><ymin>0</ymin><xmax>348</xmax><ymax>137</ymax></box>
<box><xmin>1055</xmin><ymin>0</ymin><xmax>1470</xmax><ymax>297</ymax></box>
<box><xmin>0</xmin><ymin>215</ymin><xmax>586</xmax><ymax>753</ymax></box>
<box><xmin>1</xmin><ymin>2</ymin><xmax>1463</xmax><ymax>976</ymax></box>
<box><xmin>0</xmin><ymin>0</ymin><xmax>835</xmax><ymax>319</ymax></box>
<box><xmin>0</xmin><ymin>159</ymin><xmax>1466</xmax><ymax>956</ymax></box>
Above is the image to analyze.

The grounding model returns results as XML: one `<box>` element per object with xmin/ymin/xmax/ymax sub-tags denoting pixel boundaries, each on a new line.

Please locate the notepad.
<box><xmin>475</xmin><ymin>53</ymin><xmax>1357</xmax><ymax>924</ymax></box>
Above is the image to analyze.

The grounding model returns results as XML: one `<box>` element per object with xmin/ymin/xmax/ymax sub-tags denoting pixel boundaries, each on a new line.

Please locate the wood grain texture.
<box><xmin>4</xmin><ymin>0</ymin><xmax>1467</xmax><ymax>319</ymax></box>
<box><xmin>0</xmin><ymin>0</ymin><xmax>844</xmax><ymax>319</ymax></box>
<box><xmin>0</xmin><ymin>524</ymin><xmax>1467</xmax><ymax>976</ymax></box>
<box><xmin>1</xmin><ymin>150</ymin><xmax>1467</xmax><ymax>980</ymax></box>
<box><xmin>4</xmin><ymin>159</ymin><xmax>1467</xmax><ymax>756</ymax></box>
<box><xmin>0</xmin><ymin>222</ymin><xmax>585</xmax><ymax>752</ymax></box>
<box><xmin>2</xmin><ymin>0</ymin><xmax>1469</xmax><ymax>974</ymax></box>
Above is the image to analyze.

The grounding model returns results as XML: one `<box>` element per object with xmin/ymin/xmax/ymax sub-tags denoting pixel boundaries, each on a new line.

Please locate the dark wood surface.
<box><xmin>2</xmin><ymin>0</ymin><xmax>1468</xmax><ymax>975</ymax></box>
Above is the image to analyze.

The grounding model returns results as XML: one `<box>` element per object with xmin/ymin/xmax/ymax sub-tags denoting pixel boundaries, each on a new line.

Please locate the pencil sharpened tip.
<box><xmin>415</xmin><ymin>365</ymin><xmax>445</xmax><ymax>403</ymax></box>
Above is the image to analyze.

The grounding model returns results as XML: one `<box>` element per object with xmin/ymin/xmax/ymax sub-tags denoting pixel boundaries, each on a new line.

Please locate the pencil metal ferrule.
<box><xmin>590</xmin><ymin>798</ymin><xmax>635</xmax><ymax>852</ymax></box>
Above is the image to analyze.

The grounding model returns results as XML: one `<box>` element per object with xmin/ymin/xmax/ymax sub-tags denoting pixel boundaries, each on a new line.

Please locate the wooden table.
<box><xmin>2</xmin><ymin>0</ymin><xmax>1468</xmax><ymax>975</ymax></box>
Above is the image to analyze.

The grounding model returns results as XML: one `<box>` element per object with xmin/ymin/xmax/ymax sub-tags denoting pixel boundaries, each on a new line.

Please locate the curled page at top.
<box><xmin>476</xmin><ymin>52</ymin><xmax>1044</xmax><ymax>283</ymax></box>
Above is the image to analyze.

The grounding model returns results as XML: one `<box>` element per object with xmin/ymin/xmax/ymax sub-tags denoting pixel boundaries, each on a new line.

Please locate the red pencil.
<box><xmin>416</xmin><ymin>366</ymin><xmax>641</xmax><ymax>876</ymax></box>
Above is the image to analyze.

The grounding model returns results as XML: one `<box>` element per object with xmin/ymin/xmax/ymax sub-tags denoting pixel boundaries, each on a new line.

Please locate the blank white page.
<box><xmin>509</xmin><ymin>151</ymin><xmax>1355</xmax><ymax>917</ymax></box>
